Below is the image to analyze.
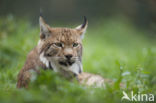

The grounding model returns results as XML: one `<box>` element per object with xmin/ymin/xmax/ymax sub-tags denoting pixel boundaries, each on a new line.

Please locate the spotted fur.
<box><xmin>17</xmin><ymin>16</ymin><xmax>114</xmax><ymax>88</ymax></box>
<box><xmin>17</xmin><ymin>16</ymin><xmax>87</xmax><ymax>88</ymax></box>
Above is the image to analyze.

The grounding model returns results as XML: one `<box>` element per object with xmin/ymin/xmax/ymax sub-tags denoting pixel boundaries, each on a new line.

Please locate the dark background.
<box><xmin>0</xmin><ymin>0</ymin><xmax>156</xmax><ymax>36</ymax></box>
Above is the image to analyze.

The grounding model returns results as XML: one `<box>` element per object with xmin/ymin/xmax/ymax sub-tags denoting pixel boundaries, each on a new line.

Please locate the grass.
<box><xmin>0</xmin><ymin>15</ymin><xmax>156</xmax><ymax>103</ymax></box>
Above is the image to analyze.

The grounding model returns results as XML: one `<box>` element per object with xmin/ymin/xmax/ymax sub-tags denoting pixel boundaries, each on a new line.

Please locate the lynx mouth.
<box><xmin>59</xmin><ymin>60</ymin><xmax>75</xmax><ymax>66</ymax></box>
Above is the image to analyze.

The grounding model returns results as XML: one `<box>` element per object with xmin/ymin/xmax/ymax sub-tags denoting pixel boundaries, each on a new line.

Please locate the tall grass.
<box><xmin>0</xmin><ymin>15</ymin><xmax>155</xmax><ymax>103</ymax></box>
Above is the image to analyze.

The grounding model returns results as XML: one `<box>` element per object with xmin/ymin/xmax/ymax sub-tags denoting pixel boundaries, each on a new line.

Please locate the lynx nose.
<box><xmin>65</xmin><ymin>54</ymin><xmax>73</xmax><ymax>60</ymax></box>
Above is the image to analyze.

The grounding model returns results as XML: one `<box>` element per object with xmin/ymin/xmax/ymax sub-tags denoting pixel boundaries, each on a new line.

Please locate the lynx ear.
<box><xmin>39</xmin><ymin>16</ymin><xmax>50</xmax><ymax>39</ymax></box>
<box><xmin>75</xmin><ymin>16</ymin><xmax>88</xmax><ymax>39</ymax></box>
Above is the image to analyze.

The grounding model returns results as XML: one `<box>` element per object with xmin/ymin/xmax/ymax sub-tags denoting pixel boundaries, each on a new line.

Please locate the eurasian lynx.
<box><xmin>17</xmin><ymin>16</ymin><xmax>112</xmax><ymax>88</ymax></box>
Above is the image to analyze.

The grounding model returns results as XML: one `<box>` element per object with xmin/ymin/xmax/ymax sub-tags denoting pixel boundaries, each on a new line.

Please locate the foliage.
<box><xmin>0</xmin><ymin>16</ymin><xmax>156</xmax><ymax>103</ymax></box>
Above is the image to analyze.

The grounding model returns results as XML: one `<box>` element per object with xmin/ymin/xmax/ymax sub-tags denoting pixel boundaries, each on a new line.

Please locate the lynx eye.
<box><xmin>54</xmin><ymin>43</ymin><xmax>63</xmax><ymax>48</ymax></box>
<box><xmin>73</xmin><ymin>43</ymin><xmax>79</xmax><ymax>47</ymax></box>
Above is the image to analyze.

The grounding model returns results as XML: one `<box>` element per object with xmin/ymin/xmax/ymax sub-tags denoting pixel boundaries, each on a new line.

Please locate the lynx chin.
<box><xmin>17</xmin><ymin>16</ymin><xmax>108</xmax><ymax>88</ymax></box>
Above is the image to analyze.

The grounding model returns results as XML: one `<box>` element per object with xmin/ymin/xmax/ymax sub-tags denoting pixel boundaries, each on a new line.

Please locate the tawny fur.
<box><xmin>17</xmin><ymin>48</ymin><xmax>45</xmax><ymax>88</ymax></box>
<box><xmin>78</xmin><ymin>72</ymin><xmax>113</xmax><ymax>87</ymax></box>
<box><xmin>17</xmin><ymin>16</ymin><xmax>87</xmax><ymax>88</ymax></box>
<box><xmin>17</xmin><ymin>16</ymin><xmax>112</xmax><ymax>88</ymax></box>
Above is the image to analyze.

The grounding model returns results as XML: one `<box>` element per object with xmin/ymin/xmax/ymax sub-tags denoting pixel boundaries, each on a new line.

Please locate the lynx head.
<box><xmin>38</xmin><ymin>16</ymin><xmax>88</xmax><ymax>74</ymax></box>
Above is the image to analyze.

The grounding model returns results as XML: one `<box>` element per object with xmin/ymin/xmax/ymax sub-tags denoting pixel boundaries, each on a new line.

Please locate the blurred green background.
<box><xmin>0</xmin><ymin>0</ymin><xmax>156</xmax><ymax>103</ymax></box>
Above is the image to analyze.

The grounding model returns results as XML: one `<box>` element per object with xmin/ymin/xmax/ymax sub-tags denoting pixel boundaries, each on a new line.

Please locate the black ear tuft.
<box><xmin>40</xmin><ymin>8</ymin><xmax>44</xmax><ymax>18</ymax></box>
<box><xmin>40</xmin><ymin>12</ymin><xmax>43</xmax><ymax>18</ymax></box>
<box><xmin>81</xmin><ymin>16</ymin><xmax>87</xmax><ymax>28</ymax></box>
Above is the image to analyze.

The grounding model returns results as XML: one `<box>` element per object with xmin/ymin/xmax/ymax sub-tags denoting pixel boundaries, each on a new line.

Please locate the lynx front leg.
<box><xmin>17</xmin><ymin>70</ymin><xmax>31</xmax><ymax>88</ymax></box>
